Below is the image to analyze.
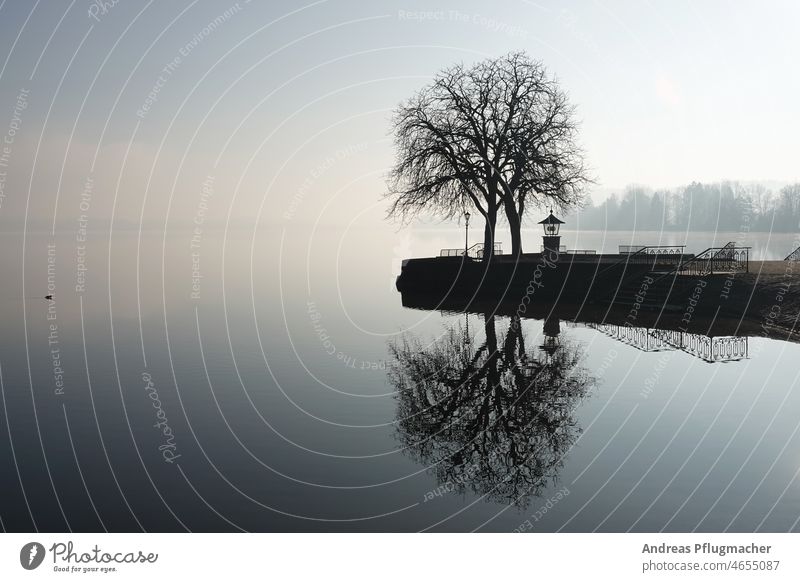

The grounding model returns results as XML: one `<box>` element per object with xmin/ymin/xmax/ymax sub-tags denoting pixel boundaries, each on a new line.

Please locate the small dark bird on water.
<box><xmin>45</xmin><ymin>295</ymin><xmax>53</xmax><ymax>300</ymax></box>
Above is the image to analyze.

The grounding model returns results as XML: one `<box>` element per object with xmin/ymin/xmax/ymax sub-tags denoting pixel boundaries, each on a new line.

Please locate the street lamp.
<box><xmin>539</xmin><ymin>208</ymin><xmax>564</xmax><ymax>254</ymax></box>
<box><xmin>464</xmin><ymin>211</ymin><xmax>471</xmax><ymax>257</ymax></box>
<box><xmin>539</xmin><ymin>316</ymin><xmax>561</xmax><ymax>364</ymax></box>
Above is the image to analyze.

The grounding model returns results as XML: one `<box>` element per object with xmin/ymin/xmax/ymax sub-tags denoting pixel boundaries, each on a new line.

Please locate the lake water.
<box><xmin>1</xmin><ymin>226</ymin><xmax>800</xmax><ymax>532</ymax></box>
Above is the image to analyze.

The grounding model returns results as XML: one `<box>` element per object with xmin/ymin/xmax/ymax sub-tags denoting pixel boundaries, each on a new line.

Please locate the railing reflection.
<box><xmin>587</xmin><ymin>323</ymin><xmax>749</xmax><ymax>363</ymax></box>
<box><xmin>589</xmin><ymin>323</ymin><xmax>672</xmax><ymax>352</ymax></box>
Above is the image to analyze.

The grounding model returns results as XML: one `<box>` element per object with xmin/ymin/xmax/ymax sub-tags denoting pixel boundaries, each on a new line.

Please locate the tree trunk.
<box><xmin>482</xmin><ymin>207</ymin><xmax>497</xmax><ymax>263</ymax></box>
<box><xmin>484</xmin><ymin>315</ymin><xmax>497</xmax><ymax>353</ymax></box>
<box><xmin>503</xmin><ymin>315</ymin><xmax>521</xmax><ymax>360</ymax></box>
<box><xmin>484</xmin><ymin>315</ymin><xmax>500</xmax><ymax>387</ymax></box>
<box><xmin>504</xmin><ymin>200</ymin><xmax>523</xmax><ymax>257</ymax></box>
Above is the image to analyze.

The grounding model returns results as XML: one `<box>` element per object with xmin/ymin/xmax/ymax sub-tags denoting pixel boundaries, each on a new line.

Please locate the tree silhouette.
<box><xmin>388</xmin><ymin>315</ymin><xmax>592</xmax><ymax>507</ymax></box>
<box><xmin>386</xmin><ymin>52</ymin><xmax>590</xmax><ymax>259</ymax></box>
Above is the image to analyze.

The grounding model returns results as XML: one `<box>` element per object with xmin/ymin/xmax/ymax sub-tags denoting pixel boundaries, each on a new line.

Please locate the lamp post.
<box><xmin>539</xmin><ymin>316</ymin><xmax>561</xmax><ymax>364</ymax></box>
<box><xmin>538</xmin><ymin>208</ymin><xmax>564</xmax><ymax>255</ymax></box>
<box><xmin>464</xmin><ymin>211</ymin><xmax>470</xmax><ymax>257</ymax></box>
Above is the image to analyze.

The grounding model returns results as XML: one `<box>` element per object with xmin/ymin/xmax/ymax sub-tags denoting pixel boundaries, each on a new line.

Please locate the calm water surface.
<box><xmin>1</xmin><ymin>227</ymin><xmax>799</xmax><ymax>532</ymax></box>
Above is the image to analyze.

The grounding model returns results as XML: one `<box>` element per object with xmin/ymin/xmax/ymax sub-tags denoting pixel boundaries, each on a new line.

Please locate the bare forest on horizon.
<box><xmin>569</xmin><ymin>181</ymin><xmax>800</xmax><ymax>232</ymax></box>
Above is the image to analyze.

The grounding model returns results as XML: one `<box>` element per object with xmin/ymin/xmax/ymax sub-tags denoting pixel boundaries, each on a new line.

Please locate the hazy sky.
<box><xmin>0</xmin><ymin>0</ymin><xmax>798</xmax><ymax>230</ymax></box>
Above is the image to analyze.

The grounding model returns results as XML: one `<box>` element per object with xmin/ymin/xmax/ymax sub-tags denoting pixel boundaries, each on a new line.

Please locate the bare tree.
<box><xmin>386</xmin><ymin>52</ymin><xmax>591</xmax><ymax>258</ymax></box>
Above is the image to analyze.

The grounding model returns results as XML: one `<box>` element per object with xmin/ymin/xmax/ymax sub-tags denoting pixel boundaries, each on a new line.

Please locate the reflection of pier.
<box><xmin>587</xmin><ymin>323</ymin><xmax>672</xmax><ymax>352</ymax></box>
<box><xmin>586</xmin><ymin>323</ymin><xmax>748</xmax><ymax>363</ymax></box>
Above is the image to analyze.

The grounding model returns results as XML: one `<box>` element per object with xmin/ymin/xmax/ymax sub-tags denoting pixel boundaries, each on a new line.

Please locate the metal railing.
<box><xmin>619</xmin><ymin>245</ymin><xmax>684</xmax><ymax>254</ymax></box>
<box><xmin>537</xmin><ymin>246</ymin><xmax>598</xmax><ymax>254</ymax></box>
<box><xmin>677</xmin><ymin>246</ymin><xmax>750</xmax><ymax>275</ymax></box>
<box><xmin>713</xmin><ymin>242</ymin><xmax>736</xmax><ymax>259</ymax></box>
<box><xmin>786</xmin><ymin>245</ymin><xmax>800</xmax><ymax>261</ymax></box>
<box><xmin>618</xmin><ymin>245</ymin><xmax>646</xmax><ymax>254</ymax></box>
<box><xmin>596</xmin><ymin>245</ymin><xmax>669</xmax><ymax>281</ymax></box>
<box><xmin>618</xmin><ymin>245</ymin><xmax>686</xmax><ymax>265</ymax></box>
<box><xmin>439</xmin><ymin>242</ymin><xmax>503</xmax><ymax>259</ymax></box>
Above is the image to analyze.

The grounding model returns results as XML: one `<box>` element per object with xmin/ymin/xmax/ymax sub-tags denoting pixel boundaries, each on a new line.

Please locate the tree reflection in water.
<box><xmin>389</xmin><ymin>314</ymin><xmax>593</xmax><ymax>507</ymax></box>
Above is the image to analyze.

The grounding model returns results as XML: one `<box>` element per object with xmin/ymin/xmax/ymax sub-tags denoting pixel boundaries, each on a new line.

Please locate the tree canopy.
<box><xmin>386</xmin><ymin>52</ymin><xmax>590</xmax><ymax>258</ymax></box>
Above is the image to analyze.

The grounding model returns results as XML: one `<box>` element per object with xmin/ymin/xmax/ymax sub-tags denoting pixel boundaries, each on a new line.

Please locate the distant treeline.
<box><xmin>569</xmin><ymin>182</ymin><xmax>800</xmax><ymax>232</ymax></box>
